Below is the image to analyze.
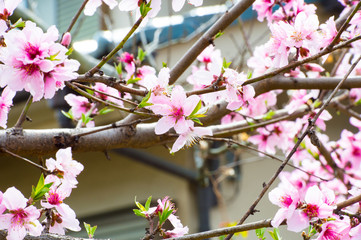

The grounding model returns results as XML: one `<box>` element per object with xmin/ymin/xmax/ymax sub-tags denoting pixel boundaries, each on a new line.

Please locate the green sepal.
<box><xmin>30</xmin><ymin>173</ymin><xmax>53</xmax><ymax>203</ymax></box>
<box><xmin>268</xmin><ymin>228</ymin><xmax>282</xmax><ymax>240</ymax></box>
<box><xmin>84</xmin><ymin>222</ymin><xmax>97</xmax><ymax>239</ymax></box>
<box><xmin>140</xmin><ymin>1</ymin><xmax>152</xmax><ymax>17</ymax></box>
<box><xmin>222</xmin><ymin>58</ymin><xmax>232</xmax><ymax>69</ymax></box>
<box><xmin>127</xmin><ymin>77</ymin><xmax>142</xmax><ymax>84</ymax></box>
<box><xmin>12</xmin><ymin>18</ymin><xmax>25</xmax><ymax>28</ymax></box>
<box><xmin>46</xmin><ymin>51</ymin><xmax>60</xmax><ymax>61</ymax></box>
<box><xmin>214</xmin><ymin>31</ymin><xmax>224</xmax><ymax>39</ymax></box>
<box><xmin>61</xmin><ymin>109</ymin><xmax>74</xmax><ymax>120</ymax></box>
<box><xmin>144</xmin><ymin>196</ymin><xmax>152</xmax><ymax>211</ymax></box>
<box><xmin>162</xmin><ymin>62</ymin><xmax>167</xmax><ymax>68</ymax></box>
<box><xmin>133</xmin><ymin>209</ymin><xmax>146</xmax><ymax>218</ymax></box>
<box><xmin>138</xmin><ymin>90</ymin><xmax>153</xmax><ymax>108</ymax></box>
<box><xmin>65</xmin><ymin>47</ymin><xmax>74</xmax><ymax>56</ymax></box>
<box><xmin>98</xmin><ymin>107</ymin><xmax>114</xmax><ymax>115</ymax></box>
<box><xmin>114</xmin><ymin>62</ymin><xmax>122</xmax><ymax>75</ymax></box>
<box><xmin>255</xmin><ymin>228</ymin><xmax>266</xmax><ymax>240</ymax></box>
<box><xmin>263</xmin><ymin>110</ymin><xmax>275</xmax><ymax>120</ymax></box>
<box><xmin>137</xmin><ymin>47</ymin><xmax>146</xmax><ymax>62</ymax></box>
<box><xmin>189</xmin><ymin>100</ymin><xmax>202</xmax><ymax>118</ymax></box>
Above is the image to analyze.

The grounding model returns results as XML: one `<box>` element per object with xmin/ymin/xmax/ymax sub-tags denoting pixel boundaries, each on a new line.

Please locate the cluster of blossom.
<box><xmin>0</xmin><ymin>148</ymin><xmax>83</xmax><ymax>240</ymax></box>
<box><xmin>0</xmin><ymin>0</ymin><xmax>80</xmax><ymax>128</ymax></box>
<box><xmin>244</xmin><ymin>0</ymin><xmax>361</xmax><ymax>239</ymax></box>
<box><xmin>137</xmin><ymin>196</ymin><xmax>189</xmax><ymax>238</ymax></box>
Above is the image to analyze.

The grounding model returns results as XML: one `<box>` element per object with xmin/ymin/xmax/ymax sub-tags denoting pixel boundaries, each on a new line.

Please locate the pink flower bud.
<box><xmin>61</xmin><ymin>32</ymin><xmax>71</xmax><ymax>47</ymax></box>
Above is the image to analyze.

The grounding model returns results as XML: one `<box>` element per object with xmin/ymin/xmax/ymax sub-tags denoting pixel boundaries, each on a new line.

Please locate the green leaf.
<box><xmin>191</xmin><ymin>118</ymin><xmax>203</xmax><ymax>126</ymax></box>
<box><xmin>162</xmin><ymin>62</ymin><xmax>167</xmax><ymax>68</ymax></box>
<box><xmin>12</xmin><ymin>18</ymin><xmax>25</xmax><ymax>28</ymax></box>
<box><xmin>114</xmin><ymin>62</ymin><xmax>122</xmax><ymax>75</ymax></box>
<box><xmin>61</xmin><ymin>110</ymin><xmax>73</xmax><ymax>120</ymax></box>
<box><xmin>255</xmin><ymin>228</ymin><xmax>266</xmax><ymax>240</ymax></box>
<box><xmin>127</xmin><ymin>77</ymin><xmax>142</xmax><ymax>84</ymax></box>
<box><xmin>222</xmin><ymin>58</ymin><xmax>232</xmax><ymax>69</ymax></box>
<box><xmin>145</xmin><ymin>196</ymin><xmax>152</xmax><ymax>211</ymax></box>
<box><xmin>86</xmin><ymin>89</ymin><xmax>94</xmax><ymax>95</ymax></box>
<box><xmin>140</xmin><ymin>1</ymin><xmax>152</xmax><ymax>17</ymax></box>
<box><xmin>65</xmin><ymin>47</ymin><xmax>74</xmax><ymax>56</ymax></box>
<box><xmin>98</xmin><ymin>107</ymin><xmax>114</xmax><ymax>115</ymax></box>
<box><xmin>137</xmin><ymin>47</ymin><xmax>146</xmax><ymax>62</ymax></box>
<box><xmin>214</xmin><ymin>31</ymin><xmax>224</xmax><ymax>39</ymax></box>
<box><xmin>138</xmin><ymin>90</ymin><xmax>153</xmax><ymax>108</ymax></box>
<box><xmin>133</xmin><ymin>209</ymin><xmax>145</xmax><ymax>218</ymax></box>
<box><xmin>263</xmin><ymin>110</ymin><xmax>275</xmax><ymax>120</ymax></box>
<box><xmin>46</xmin><ymin>51</ymin><xmax>60</xmax><ymax>61</ymax></box>
<box><xmin>84</xmin><ymin>222</ymin><xmax>97</xmax><ymax>239</ymax></box>
<box><xmin>247</xmin><ymin>71</ymin><xmax>253</xmax><ymax>79</ymax></box>
<box><xmin>313</xmin><ymin>99</ymin><xmax>322</xmax><ymax>108</ymax></box>
<box><xmin>134</xmin><ymin>197</ymin><xmax>146</xmax><ymax>211</ymax></box>
<box><xmin>268</xmin><ymin>228</ymin><xmax>282</xmax><ymax>240</ymax></box>
<box><xmin>189</xmin><ymin>100</ymin><xmax>202</xmax><ymax>118</ymax></box>
<box><xmin>30</xmin><ymin>174</ymin><xmax>53</xmax><ymax>202</ymax></box>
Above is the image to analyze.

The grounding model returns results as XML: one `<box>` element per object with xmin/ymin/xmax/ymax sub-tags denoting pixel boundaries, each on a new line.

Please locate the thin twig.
<box><xmin>13</xmin><ymin>95</ymin><xmax>33</xmax><ymax>129</ymax></box>
<box><xmin>72</xmin><ymin>118</ymin><xmax>151</xmax><ymax>138</ymax></box>
<box><xmin>1</xmin><ymin>148</ymin><xmax>50</xmax><ymax>172</ymax></box>
<box><xmin>72</xmin><ymin>82</ymin><xmax>138</xmax><ymax>106</ymax></box>
<box><xmin>65</xmin><ymin>82</ymin><xmax>156</xmax><ymax>117</ymax></box>
<box><xmin>87</xmin><ymin>15</ymin><xmax>145</xmax><ymax>76</ymax></box>
<box><xmin>65</xmin><ymin>0</ymin><xmax>90</xmax><ymax>34</ymax></box>
<box><xmin>204</xmin><ymin>137</ymin><xmax>330</xmax><ymax>182</ymax></box>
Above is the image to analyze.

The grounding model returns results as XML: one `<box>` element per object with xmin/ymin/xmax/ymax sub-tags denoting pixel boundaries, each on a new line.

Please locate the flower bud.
<box><xmin>61</xmin><ymin>32</ymin><xmax>71</xmax><ymax>47</ymax></box>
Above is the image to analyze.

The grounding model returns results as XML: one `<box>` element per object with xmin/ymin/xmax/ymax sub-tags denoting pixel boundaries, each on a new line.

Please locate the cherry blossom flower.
<box><xmin>172</xmin><ymin>0</ymin><xmax>203</xmax><ymax>12</ymax></box>
<box><xmin>64</xmin><ymin>93</ymin><xmax>96</xmax><ymax>120</ymax></box>
<box><xmin>252</xmin><ymin>0</ymin><xmax>275</xmax><ymax>22</ymax></box>
<box><xmin>41</xmin><ymin>183</ymin><xmax>81</xmax><ymax>235</ymax></box>
<box><xmin>287</xmin><ymin>185</ymin><xmax>335</xmax><ymax>232</ymax></box>
<box><xmin>0</xmin><ymin>0</ymin><xmax>22</xmax><ymax>19</ymax></box>
<box><xmin>0</xmin><ymin>87</ymin><xmax>15</xmax><ymax>129</ymax></box>
<box><xmin>0</xmin><ymin>187</ymin><xmax>43</xmax><ymax>240</ymax></box>
<box><xmin>93</xmin><ymin>82</ymin><xmax>123</xmax><ymax>106</ymax></box>
<box><xmin>150</xmin><ymin>86</ymin><xmax>201</xmax><ymax>135</ymax></box>
<box><xmin>141</xmin><ymin>67</ymin><xmax>170</xmax><ymax>98</ymax></box>
<box><xmin>45</xmin><ymin>147</ymin><xmax>84</xmax><ymax>187</ymax></box>
<box><xmin>84</xmin><ymin>0</ymin><xmax>118</xmax><ymax>16</ymax></box>
<box><xmin>315</xmin><ymin>219</ymin><xmax>350</xmax><ymax>240</ymax></box>
<box><xmin>0</xmin><ymin>21</ymin><xmax>79</xmax><ymax>101</ymax></box>
<box><xmin>171</xmin><ymin>122</ymin><xmax>212</xmax><ymax>153</ymax></box>
<box><xmin>269</xmin><ymin>179</ymin><xmax>300</xmax><ymax>228</ymax></box>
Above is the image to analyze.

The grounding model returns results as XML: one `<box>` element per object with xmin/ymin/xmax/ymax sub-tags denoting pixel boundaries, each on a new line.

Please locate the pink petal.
<box><xmin>155</xmin><ymin>116</ymin><xmax>176</xmax><ymax>135</ymax></box>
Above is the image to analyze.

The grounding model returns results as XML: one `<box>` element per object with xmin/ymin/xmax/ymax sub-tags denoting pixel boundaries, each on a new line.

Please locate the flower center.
<box><xmin>10</xmin><ymin>208</ymin><xmax>27</xmax><ymax>225</ymax></box>
<box><xmin>48</xmin><ymin>191</ymin><xmax>62</xmax><ymax>205</ymax></box>
<box><xmin>291</xmin><ymin>31</ymin><xmax>303</xmax><ymax>43</ymax></box>
<box><xmin>25</xmin><ymin>43</ymin><xmax>42</xmax><ymax>60</ymax></box>
<box><xmin>280</xmin><ymin>195</ymin><xmax>293</xmax><ymax>208</ymax></box>
<box><xmin>303</xmin><ymin>204</ymin><xmax>319</xmax><ymax>219</ymax></box>
<box><xmin>21</xmin><ymin>63</ymin><xmax>40</xmax><ymax>75</ymax></box>
<box><xmin>172</xmin><ymin>107</ymin><xmax>184</xmax><ymax>120</ymax></box>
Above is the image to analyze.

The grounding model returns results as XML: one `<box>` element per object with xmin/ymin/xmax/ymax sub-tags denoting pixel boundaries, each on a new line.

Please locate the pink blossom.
<box><xmin>222</xmin><ymin>69</ymin><xmax>255</xmax><ymax>111</ymax></box>
<box><xmin>196</xmin><ymin>45</ymin><xmax>221</xmax><ymax>65</ymax></box>
<box><xmin>141</xmin><ymin>67</ymin><xmax>170</xmax><ymax>98</ymax></box>
<box><xmin>64</xmin><ymin>93</ymin><xmax>96</xmax><ymax>120</ymax></box>
<box><xmin>252</xmin><ymin>0</ymin><xmax>275</xmax><ymax>22</ymax></box>
<box><xmin>61</xmin><ymin>32</ymin><xmax>72</xmax><ymax>47</ymax></box>
<box><xmin>84</xmin><ymin>0</ymin><xmax>118</xmax><ymax>16</ymax></box>
<box><xmin>285</xmin><ymin>90</ymin><xmax>319</xmax><ymax>114</ymax></box>
<box><xmin>41</xmin><ymin>183</ymin><xmax>81</xmax><ymax>235</ymax></box>
<box><xmin>0</xmin><ymin>21</ymin><xmax>79</xmax><ymax>101</ymax></box>
<box><xmin>0</xmin><ymin>187</ymin><xmax>43</xmax><ymax>240</ymax></box>
<box><xmin>0</xmin><ymin>0</ymin><xmax>22</xmax><ymax>18</ymax></box>
<box><xmin>93</xmin><ymin>82</ymin><xmax>123</xmax><ymax>106</ymax></box>
<box><xmin>287</xmin><ymin>185</ymin><xmax>335</xmax><ymax>232</ymax></box>
<box><xmin>0</xmin><ymin>87</ymin><xmax>15</xmax><ymax>129</ymax></box>
<box><xmin>171</xmin><ymin>122</ymin><xmax>212</xmax><ymax>153</ymax></box>
<box><xmin>315</xmin><ymin>219</ymin><xmax>350</xmax><ymax>240</ymax></box>
<box><xmin>150</xmin><ymin>86</ymin><xmax>201</xmax><ymax>135</ymax></box>
<box><xmin>269</xmin><ymin>180</ymin><xmax>300</xmax><ymax>228</ymax></box>
<box><xmin>45</xmin><ymin>147</ymin><xmax>84</xmax><ymax>187</ymax></box>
